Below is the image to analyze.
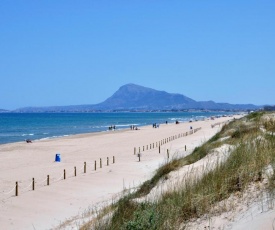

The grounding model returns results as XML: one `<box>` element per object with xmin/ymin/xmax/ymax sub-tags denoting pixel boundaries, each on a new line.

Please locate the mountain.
<box><xmin>93</xmin><ymin>84</ymin><xmax>198</xmax><ymax>110</ymax></box>
<box><xmin>13</xmin><ymin>83</ymin><xmax>261</xmax><ymax>112</ymax></box>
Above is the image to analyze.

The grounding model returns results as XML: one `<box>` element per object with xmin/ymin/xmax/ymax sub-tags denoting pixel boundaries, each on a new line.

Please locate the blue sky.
<box><xmin>0</xmin><ymin>1</ymin><xmax>274</xmax><ymax>110</ymax></box>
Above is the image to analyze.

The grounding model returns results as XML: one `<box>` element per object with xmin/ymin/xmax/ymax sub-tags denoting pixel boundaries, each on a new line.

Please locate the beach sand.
<box><xmin>0</xmin><ymin>116</ymin><xmax>238</xmax><ymax>229</ymax></box>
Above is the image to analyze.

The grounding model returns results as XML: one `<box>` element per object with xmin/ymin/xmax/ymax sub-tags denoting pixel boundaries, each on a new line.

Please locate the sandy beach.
<box><xmin>0</xmin><ymin>116</ymin><xmax>238</xmax><ymax>230</ymax></box>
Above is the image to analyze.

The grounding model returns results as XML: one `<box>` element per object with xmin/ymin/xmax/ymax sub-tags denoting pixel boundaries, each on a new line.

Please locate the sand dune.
<box><xmin>0</xmin><ymin>116</ymin><xmax>237</xmax><ymax>229</ymax></box>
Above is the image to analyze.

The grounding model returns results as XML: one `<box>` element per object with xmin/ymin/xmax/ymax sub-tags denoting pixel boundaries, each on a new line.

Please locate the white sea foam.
<box><xmin>116</xmin><ymin>124</ymin><xmax>139</xmax><ymax>127</ymax></box>
<box><xmin>22</xmin><ymin>133</ymin><xmax>34</xmax><ymax>136</ymax></box>
<box><xmin>170</xmin><ymin>118</ymin><xmax>189</xmax><ymax>121</ymax></box>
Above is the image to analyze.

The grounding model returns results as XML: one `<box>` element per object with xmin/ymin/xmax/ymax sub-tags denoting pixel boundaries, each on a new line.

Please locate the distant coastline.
<box><xmin>1</xmin><ymin>84</ymin><xmax>263</xmax><ymax>112</ymax></box>
<box><xmin>0</xmin><ymin>108</ymin><xmax>252</xmax><ymax>113</ymax></box>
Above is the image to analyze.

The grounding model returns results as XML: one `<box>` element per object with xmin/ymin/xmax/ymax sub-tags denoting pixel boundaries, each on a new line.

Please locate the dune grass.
<box><xmin>81</xmin><ymin>112</ymin><xmax>275</xmax><ymax>230</ymax></box>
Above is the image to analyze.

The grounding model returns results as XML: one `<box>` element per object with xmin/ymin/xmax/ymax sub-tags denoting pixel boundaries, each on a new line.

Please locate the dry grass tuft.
<box><xmin>81</xmin><ymin>112</ymin><xmax>275</xmax><ymax>230</ymax></box>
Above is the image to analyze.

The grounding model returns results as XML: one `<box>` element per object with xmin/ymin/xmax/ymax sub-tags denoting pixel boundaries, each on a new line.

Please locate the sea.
<box><xmin>0</xmin><ymin>112</ymin><xmax>237</xmax><ymax>145</ymax></box>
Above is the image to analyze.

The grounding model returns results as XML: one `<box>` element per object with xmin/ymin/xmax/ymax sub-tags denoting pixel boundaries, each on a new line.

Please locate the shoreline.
<box><xmin>0</xmin><ymin>123</ymin><xmax>146</xmax><ymax>147</ymax></box>
<box><xmin>0</xmin><ymin>111</ymin><xmax>239</xmax><ymax>146</ymax></box>
<box><xmin>0</xmin><ymin>115</ymin><xmax>240</xmax><ymax>229</ymax></box>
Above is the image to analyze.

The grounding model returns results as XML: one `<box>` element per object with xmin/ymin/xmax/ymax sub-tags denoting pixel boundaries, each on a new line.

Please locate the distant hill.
<box><xmin>264</xmin><ymin>105</ymin><xmax>275</xmax><ymax>111</ymax></box>
<box><xmin>93</xmin><ymin>84</ymin><xmax>198</xmax><ymax>110</ymax></box>
<box><xmin>0</xmin><ymin>109</ymin><xmax>10</xmax><ymax>113</ymax></box>
<box><xmin>13</xmin><ymin>83</ymin><xmax>261</xmax><ymax>112</ymax></box>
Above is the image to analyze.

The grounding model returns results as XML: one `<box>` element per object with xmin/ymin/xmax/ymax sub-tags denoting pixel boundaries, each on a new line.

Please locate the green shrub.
<box><xmin>122</xmin><ymin>203</ymin><xmax>159</xmax><ymax>230</ymax></box>
<box><xmin>84</xmin><ymin>112</ymin><xmax>275</xmax><ymax>229</ymax></box>
<box><xmin>246</xmin><ymin>111</ymin><xmax>265</xmax><ymax>121</ymax></box>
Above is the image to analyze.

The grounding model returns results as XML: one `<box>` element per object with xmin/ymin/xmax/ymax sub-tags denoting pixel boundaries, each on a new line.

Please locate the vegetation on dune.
<box><xmin>81</xmin><ymin>111</ymin><xmax>275</xmax><ymax>230</ymax></box>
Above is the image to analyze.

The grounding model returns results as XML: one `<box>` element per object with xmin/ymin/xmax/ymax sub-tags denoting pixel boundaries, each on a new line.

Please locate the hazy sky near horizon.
<box><xmin>0</xmin><ymin>1</ymin><xmax>274</xmax><ymax>110</ymax></box>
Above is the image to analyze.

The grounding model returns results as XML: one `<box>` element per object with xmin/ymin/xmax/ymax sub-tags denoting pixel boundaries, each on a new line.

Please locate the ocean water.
<box><xmin>0</xmin><ymin>112</ymin><xmax>235</xmax><ymax>145</ymax></box>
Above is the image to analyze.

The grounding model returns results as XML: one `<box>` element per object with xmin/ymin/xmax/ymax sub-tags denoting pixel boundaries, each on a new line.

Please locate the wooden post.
<box><xmin>185</xmin><ymin>145</ymin><xmax>187</xmax><ymax>151</ymax></box>
<box><xmin>258</xmin><ymin>171</ymin><xmax>262</xmax><ymax>181</ymax></box>
<box><xmin>167</xmin><ymin>149</ymin><xmax>169</xmax><ymax>159</ymax></box>
<box><xmin>138</xmin><ymin>153</ymin><xmax>140</xmax><ymax>162</ymax></box>
<box><xmin>32</xmin><ymin>178</ymin><xmax>35</xmax><ymax>191</ymax></box>
<box><xmin>159</xmin><ymin>145</ymin><xmax>160</xmax><ymax>154</ymax></box>
<box><xmin>100</xmin><ymin>158</ymin><xmax>102</xmax><ymax>168</ymax></box>
<box><xmin>147</xmin><ymin>145</ymin><xmax>148</xmax><ymax>150</ymax></box>
<box><xmin>153</xmin><ymin>143</ymin><xmax>154</xmax><ymax>148</ymax></box>
<box><xmin>236</xmin><ymin>176</ymin><xmax>241</xmax><ymax>191</ymax></box>
<box><xmin>150</xmin><ymin>144</ymin><xmax>151</xmax><ymax>149</ymax></box>
<box><xmin>139</xmin><ymin>147</ymin><xmax>140</xmax><ymax>153</ymax></box>
<box><xmin>15</xmin><ymin>181</ymin><xmax>18</xmax><ymax>196</ymax></box>
<box><xmin>143</xmin><ymin>146</ymin><xmax>144</xmax><ymax>151</ymax></box>
<box><xmin>64</xmin><ymin>169</ymin><xmax>66</xmax><ymax>180</ymax></box>
<box><xmin>74</xmin><ymin>166</ymin><xmax>77</xmax><ymax>177</ymax></box>
<box><xmin>84</xmin><ymin>162</ymin><xmax>87</xmax><ymax>173</ymax></box>
<box><xmin>113</xmin><ymin>156</ymin><xmax>115</xmax><ymax>164</ymax></box>
<box><xmin>134</xmin><ymin>147</ymin><xmax>136</xmax><ymax>155</ymax></box>
<box><xmin>47</xmin><ymin>175</ymin><xmax>50</xmax><ymax>186</ymax></box>
<box><xmin>107</xmin><ymin>157</ymin><xmax>109</xmax><ymax>166</ymax></box>
<box><xmin>94</xmin><ymin>160</ymin><xmax>97</xmax><ymax>171</ymax></box>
